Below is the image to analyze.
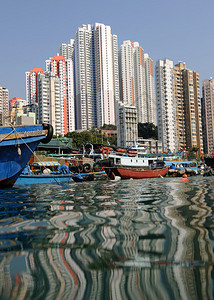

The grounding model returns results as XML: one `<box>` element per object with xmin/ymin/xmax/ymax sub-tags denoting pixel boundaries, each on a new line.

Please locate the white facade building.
<box><xmin>0</xmin><ymin>85</ymin><xmax>9</xmax><ymax>125</ymax></box>
<box><xmin>94</xmin><ymin>23</ymin><xmax>118</xmax><ymax>127</ymax></box>
<box><xmin>144</xmin><ymin>53</ymin><xmax>156</xmax><ymax>125</ymax></box>
<box><xmin>75</xmin><ymin>25</ymin><xmax>94</xmax><ymax>130</ymax></box>
<box><xmin>37</xmin><ymin>72</ymin><xmax>61</xmax><ymax>136</ymax></box>
<box><xmin>25</xmin><ymin>68</ymin><xmax>44</xmax><ymax>105</ymax></box>
<box><xmin>116</xmin><ymin>101</ymin><xmax>138</xmax><ymax>148</ymax></box>
<box><xmin>46</xmin><ymin>56</ymin><xmax>67</xmax><ymax>135</ymax></box>
<box><xmin>155</xmin><ymin>59</ymin><xmax>177</xmax><ymax>152</ymax></box>
<box><xmin>119</xmin><ymin>41</ymin><xmax>156</xmax><ymax>124</ymax></box>
<box><xmin>59</xmin><ymin>39</ymin><xmax>76</xmax><ymax>132</ymax></box>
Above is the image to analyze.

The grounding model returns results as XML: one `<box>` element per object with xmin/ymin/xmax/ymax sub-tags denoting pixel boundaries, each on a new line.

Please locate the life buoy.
<box><xmin>78</xmin><ymin>164</ymin><xmax>84</xmax><ymax>173</ymax></box>
<box><xmin>42</xmin><ymin>123</ymin><xmax>53</xmax><ymax>144</ymax></box>
<box><xmin>93</xmin><ymin>162</ymin><xmax>102</xmax><ymax>172</ymax></box>
<box><xmin>83</xmin><ymin>163</ymin><xmax>92</xmax><ymax>173</ymax></box>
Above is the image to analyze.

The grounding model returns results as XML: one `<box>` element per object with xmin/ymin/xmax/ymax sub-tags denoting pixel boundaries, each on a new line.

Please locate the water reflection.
<box><xmin>0</xmin><ymin>177</ymin><xmax>213</xmax><ymax>299</ymax></box>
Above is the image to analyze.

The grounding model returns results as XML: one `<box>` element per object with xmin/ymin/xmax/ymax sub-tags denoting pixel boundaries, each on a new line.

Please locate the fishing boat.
<box><xmin>15</xmin><ymin>162</ymin><xmax>83</xmax><ymax>185</ymax></box>
<box><xmin>104</xmin><ymin>165</ymin><xmax>169</xmax><ymax>180</ymax></box>
<box><xmin>100</xmin><ymin>151</ymin><xmax>168</xmax><ymax>180</ymax></box>
<box><xmin>15</xmin><ymin>162</ymin><xmax>106</xmax><ymax>185</ymax></box>
<box><xmin>0</xmin><ymin>123</ymin><xmax>53</xmax><ymax>188</ymax></box>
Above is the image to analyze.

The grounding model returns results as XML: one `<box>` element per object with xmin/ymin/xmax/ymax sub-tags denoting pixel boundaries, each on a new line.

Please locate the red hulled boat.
<box><xmin>104</xmin><ymin>166</ymin><xmax>169</xmax><ymax>180</ymax></box>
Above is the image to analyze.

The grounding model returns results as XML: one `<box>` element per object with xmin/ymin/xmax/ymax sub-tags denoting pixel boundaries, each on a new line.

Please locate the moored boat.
<box><xmin>0</xmin><ymin>123</ymin><xmax>53</xmax><ymax>188</ymax></box>
<box><xmin>104</xmin><ymin>165</ymin><xmax>169</xmax><ymax>180</ymax></box>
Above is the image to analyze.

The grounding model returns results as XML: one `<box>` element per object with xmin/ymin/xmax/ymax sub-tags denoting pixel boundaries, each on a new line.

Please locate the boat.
<box><xmin>164</xmin><ymin>160</ymin><xmax>199</xmax><ymax>176</ymax></box>
<box><xmin>104</xmin><ymin>165</ymin><xmax>169</xmax><ymax>180</ymax></box>
<box><xmin>0</xmin><ymin>123</ymin><xmax>53</xmax><ymax>188</ymax></box>
<box><xmin>100</xmin><ymin>151</ymin><xmax>168</xmax><ymax>180</ymax></box>
<box><xmin>15</xmin><ymin>162</ymin><xmax>106</xmax><ymax>185</ymax></box>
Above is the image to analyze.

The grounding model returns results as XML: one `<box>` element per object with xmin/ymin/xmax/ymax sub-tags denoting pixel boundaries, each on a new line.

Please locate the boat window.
<box><xmin>116</xmin><ymin>158</ymin><xmax>121</xmax><ymax>164</ymax></box>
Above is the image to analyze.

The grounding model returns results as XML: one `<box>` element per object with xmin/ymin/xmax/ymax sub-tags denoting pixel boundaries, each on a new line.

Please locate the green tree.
<box><xmin>138</xmin><ymin>123</ymin><xmax>158</xmax><ymax>139</ymax></box>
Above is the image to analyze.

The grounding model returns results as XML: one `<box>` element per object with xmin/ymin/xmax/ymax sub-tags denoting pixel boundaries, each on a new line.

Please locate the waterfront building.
<box><xmin>37</xmin><ymin>71</ymin><xmax>61</xmax><ymax>135</ymax></box>
<box><xmin>25</xmin><ymin>68</ymin><xmax>44</xmax><ymax>105</ymax></box>
<box><xmin>174</xmin><ymin>62</ymin><xmax>203</xmax><ymax>151</ymax></box>
<box><xmin>119</xmin><ymin>41</ymin><xmax>156</xmax><ymax>124</ymax></box>
<box><xmin>201</xmin><ymin>79</ymin><xmax>214</xmax><ymax>154</ymax></box>
<box><xmin>155</xmin><ymin>59</ymin><xmax>177</xmax><ymax>152</ymax></box>
<box><xmin>0</xmin><ymin>85</ymin><xmax>9</xmax><ymax>125</ymax></box>
<box><xmin>46</xmin><ymin>56</ymin><xmax>68</xmax><ymax>135</ymax></box>
<box><xmin>116</xmin><ymin>101</ymin><xmax>137</xmax><ymax>148</ymax></box>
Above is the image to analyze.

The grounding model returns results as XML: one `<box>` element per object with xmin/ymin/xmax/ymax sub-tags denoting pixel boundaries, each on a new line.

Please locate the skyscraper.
<box><xmin>59</xmin><ymin>39</ymin><xmax>76</xmax><ymax>132</ymax></box>
<box><xmin>46</xmin><ymin>56</ymin><xmax>68</xmax><ymax>135</ymax></box>
<box><xmin>74</xmin><ymin>23</ymin><xmax>119</xmax><ymax>130</ymax></box>
<box><xmin>75</xmin><ymin>24</ymin><xmax>94</xmax><ymax>130</ymax></box>
<box><xmin>155</xmin><ymin>59</ymin><xmax>177</xmax><ymax>152</ymax></box>
<box><xmin>119</xmin><ymin>41</ymin><xmax>156</xmax><ymax>124</ymax></box>
<box><xmin>173</xmin><ymin>62</ymin><xmax>203</xmax><ymax>151</ymax></box>
<box><xmin>94</xmin><ymin>23</ymin><xmax>119</xmax><ymax>127</ymax></box>
<box><xmin>201</xmin><ymin>79</ymin><xmax>214</xmax><ymax>154</ymax></box>
<box><xmin>0</xmin><ymin>85</ymin><xmax>9</xmax><ymax>125</ymax></box>
<box><xmin>144</xmin><ymin>54</ymin><xmax>156</xmax><ymax>125</ymax></box>
<box><xmin>37</xmin><ymin>72</ymin><xmax>61</xmax><ymax>135</ymax></box>
<box><xmin>26</xmin><ymin>68</ymin><xmax>44</xmax><ymax>105</ymax></box>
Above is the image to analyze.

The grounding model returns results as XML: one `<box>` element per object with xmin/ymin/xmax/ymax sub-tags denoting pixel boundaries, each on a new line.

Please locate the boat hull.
<box><xmin>0</xmin><ymin>125</ymin><xmax>50</xmax><ymax>188</ymax></box>
<box><xmin>104</xmin><ymin>166</ymin><xmax>169</xmax><ymax>180</ymax></box>
<box><xmin>15</xmin><ymin>174</ymin><xmax>74</xmax><ymax>185</ymax></box>
<box><xmin>15</xmin><ymin>171</ymin><xmax>107</xmax><ymax>185</ymax></box>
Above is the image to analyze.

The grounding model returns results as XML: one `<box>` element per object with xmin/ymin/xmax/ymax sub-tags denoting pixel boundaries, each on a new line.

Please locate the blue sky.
<box><xmin>0</xmin><ymin>0</ymin><xmax>213</xmax><ymax>99</ymax></box>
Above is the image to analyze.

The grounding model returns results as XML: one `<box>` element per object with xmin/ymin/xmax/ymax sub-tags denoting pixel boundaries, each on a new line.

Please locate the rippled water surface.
<box><xmin>0</xmin><ymin>176</ymin><xmax>214</xmax><ymax>300</ymax></box>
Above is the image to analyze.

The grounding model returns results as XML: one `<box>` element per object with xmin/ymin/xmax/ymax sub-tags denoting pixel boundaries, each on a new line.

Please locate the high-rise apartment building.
<box><xmin>94</xmin><ymin>23</ymin><xmax>119</xmax><ymax>127</ymax></box>
<box><xmin>155</xmin><ymin>59</ymin><xmax>177</xmax><ymax>152</ymax></box>
<box><xmin>144</xmin><ymin>54</ymin><xmax>156</xmax><ymax>125</ymax></box>
<box><xmin>46</xmin><ymin>56</ymin><xmax>68</xmax><ymax>135</ymax></box>
<box><xmin>74</xmin><ymin>23</ymin><xmax>119</xmax><ymax>130</ymax></box>
<box><xmin>37</xmin><ymin>72</ymin><xmax>61</xmax><ymax>135</ymax></box>
<box><xmin>75</xmin><ymin>25</ymin><xmax>94</xmax><ymax>130</ymax></box>
<box><xmin>119</xmin><ymin>40</ymin><xmax>135</xmax><ymax>106</ymax></box>
<box><xmin>0</xmin><ymin>85</ymin><xmax>9</xmax><ymax>125</ymax></box>
<box><xmin>173</xmin><ymin>62</ymin><xmax>186</xmax><ymax>150</ymax></box>
<box><xmin>119</xmin><ymin>41</ymin><xmax>156</xmax><ymax>124</ymax></box>
<box><xmin>59</xmin><ymin>39</ymin><xmax>76</xmax><ymax>132</ymax></box>
<box><xmin>201</xmin><ymin>79</ymin><xmax>214</xmax><ymax>154</ymax></box>
<box><xmin>174</xmin><ymin>62</ymin><xmax>203</xmax><ymax>151</ymax></box>
<box><xmin>26</xmin><ymin>68</ymin><xmax>44</xmax><ymax>104</ymax></box>
<box><xmin>183</xmin><ymin>69</ymin><xmax>203</xmax><ymax>151</ymax></box>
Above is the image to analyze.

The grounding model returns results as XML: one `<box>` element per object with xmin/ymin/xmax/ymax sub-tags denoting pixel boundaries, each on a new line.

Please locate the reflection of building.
<box><xmin>1</xmin><ymin>180</ymin><xmax>214</xmax><ymax>299</ymax></box>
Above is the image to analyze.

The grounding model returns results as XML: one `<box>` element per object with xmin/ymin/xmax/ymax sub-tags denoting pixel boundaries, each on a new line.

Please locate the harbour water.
<box><xmin>0</xmin><ymin>176</ymin><xmax>213</xmax><ymax>300</ymax></box>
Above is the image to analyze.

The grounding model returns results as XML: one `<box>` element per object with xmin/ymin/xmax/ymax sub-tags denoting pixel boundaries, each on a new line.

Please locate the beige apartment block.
<box><xmin>201</xmin><ymin>79</ymin><xmax>214</xmax><ymax>154</ymax></box>
<box><xmin>173</xmin><ymin>63</ymin><xmax>203</xmax><ymax>151</ymax></box>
